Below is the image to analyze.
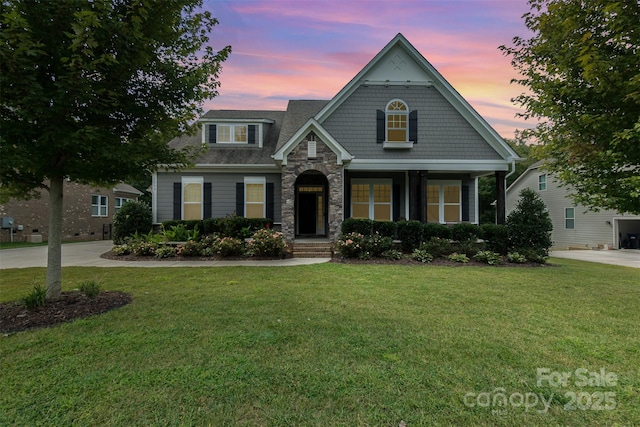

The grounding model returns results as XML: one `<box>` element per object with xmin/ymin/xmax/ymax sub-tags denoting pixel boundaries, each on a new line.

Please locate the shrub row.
<box><xmin>162</xmin><ymin>215</ymin><xmax>272</xmax><ymax>240</ymax></box>
<box><xmin>112</xmin><ymin>228</ymin><xmax>287</xmax><ymax>259</ymax></box>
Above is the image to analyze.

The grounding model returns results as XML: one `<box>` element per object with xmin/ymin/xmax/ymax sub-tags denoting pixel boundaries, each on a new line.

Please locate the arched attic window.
<box><xmin>376</xmin><ymin>100</ymin><xmax>417</xmax><ymax>148</ymax></box>
<box><xmin>386</xmin><ymin>100</ymin><xmax>408</xmax><ymax>142</ymax></box>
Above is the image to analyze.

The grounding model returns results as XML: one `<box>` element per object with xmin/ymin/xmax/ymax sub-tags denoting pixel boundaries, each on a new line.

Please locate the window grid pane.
<box><xmin>352</xmin><ymin>184</ymin><xmax>369</xmax><ymax>203</ymax></box>
<box><xmin>234</xmin><ymin>125</ymin><xmax>247</xmax><ymax>142</ymax></box>
<box><xmin>218</xmin><ymin>125</ymin><xmax>231</xmax><ymax>143</ymax></box>
<box><xmin>246</xmin><ymin>183</ymin><xmax>264</xmax><ymax>202</ymax></box>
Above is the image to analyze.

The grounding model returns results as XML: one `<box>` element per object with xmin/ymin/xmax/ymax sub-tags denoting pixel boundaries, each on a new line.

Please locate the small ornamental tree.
<box><xmin>506</xmin><ymin>188</ymin><xmax>553</xmax><ymax>258</ymax></box>
<box><xmin>112</xmin><ymin>201</ymin><xmax>152</xmax><ymax>245</ymax></box>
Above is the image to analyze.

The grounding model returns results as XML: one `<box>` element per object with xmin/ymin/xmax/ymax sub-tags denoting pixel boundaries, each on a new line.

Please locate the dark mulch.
<box><xmin>0</xmin><ymin>291</ymin><xmax>132</xmax><ymax>334</ymax></box>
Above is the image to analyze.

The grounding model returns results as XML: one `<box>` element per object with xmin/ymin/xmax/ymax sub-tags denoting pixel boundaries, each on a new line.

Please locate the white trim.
<box><xmin>272</xmin><ymin>118</ymin><xmax>353</xmax><ymax>165</ymax></box>
<box><xmin>346</xmin><ymin>159</ymin><xmax>510</xmax><ymax>171</ymax></box>
<box><xmin>244</xmin><ymin>176</ymin><xmax>266</xmax><ymax>218</ymax></box>
<box><xmin>383</xmin><ymin>142</ymin><xmax>414</xmax><ymax>149</ymax></box>
<box><xmin>91</xmin><ymin>195</ymin><xmax>109</xmax><ymax>217</ymax></box>
<box><xmin>199</xmin><ymin>118</ymin><xmax>275</xmax><ymax>124</ymax></box>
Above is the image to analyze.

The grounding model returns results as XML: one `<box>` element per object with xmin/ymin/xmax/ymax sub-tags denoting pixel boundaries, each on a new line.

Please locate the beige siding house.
<box><xmin>506</xmin><ymin>161</ymin><xmax>640</xmax><ymax>250</ymax></box>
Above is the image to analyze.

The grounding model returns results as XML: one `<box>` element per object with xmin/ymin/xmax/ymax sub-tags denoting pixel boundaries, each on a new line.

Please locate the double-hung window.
<box><xmin>182</xmin><ymin>177</ymin><xmax>203</xmax><ymax>220</ymax></box>
<box><xmin>351</xmin><ymin>179</ymin><xmax>392</xmax><ymax>221</ymax></box>
<box><xmin>538</xmin><ymin>174</ymin><xmax>547</xmax><ymax>191</ymax></box>
<box><xmin>565</xmin><ymin>207</ymin><xmax>575</xmax><ymax>229</ymax></box>
<box><xmin>217</xmin><ymin>124</ymin><xmax>247</xmax><ymax>144</ymax></box>
<box><xmin>91</xmin><ymin>195</ymin><xmax>108</xmax><ymax>217</ymax></box>
<box><xmin>426</xmin><ymin>181</ymin><xmax>461</xmax><ymax>223</ymax></box>
<box><xmin>245</xmin><ymin>177</ymin><xmax>265</xmax><ymax>219</ymax></box>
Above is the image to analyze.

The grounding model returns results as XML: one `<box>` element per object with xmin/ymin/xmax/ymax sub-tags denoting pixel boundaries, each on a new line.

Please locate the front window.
<box><xmin>426</xmin><ymin>181</ymin><xmax>461</xmax><ymax>223</ymax></box>
<box><xmin>218</xmin><ymin>124</ymin><xmax>247</xmax><ymax>143</ymax></box>
<box><xmin>182</xmin><ymin>177</ymin><xmax>203</xmax><ymax>220</ymax></box>
<box><xmin>91</xmin><ymin>195</ymin><xmax>108</xmax><ymax>217</ymax></box>
<box><xmin>245</xmin><ymin>177</ymin><xmax>265</xmax><ymax>218</ymax></box>
<box><xmin>538</xmin><ymin>174</ymin><xmax>547</xmax><ymax>191</ymax></box>
<box><xmin>351</xmin><ymin>180</ymin><xmax>392</xmax><ymax>221</ymax></box>
<box><xmin>565</xmin><ymin>207</ymin><xmax>575</xmax><ymax>229</ymax></box>
<box><xmin>386</xmin><ymin>100</ymin><xmax>408</xmax><ymax>142</ymax></box>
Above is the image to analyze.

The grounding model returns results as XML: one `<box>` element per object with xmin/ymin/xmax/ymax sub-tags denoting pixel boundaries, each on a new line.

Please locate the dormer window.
<box><xmin>377</xmin><ymin>100</ymin><xmax>417</xmax><ymax>149</ymax></box>
<box><xmin>205</xmin><ymin>124</ymin><xmax>258</xmax><ymax>145</ymax></box>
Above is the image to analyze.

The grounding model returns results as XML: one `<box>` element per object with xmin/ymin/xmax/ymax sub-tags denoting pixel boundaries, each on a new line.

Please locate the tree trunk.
<box><xmin>46</xmin><ymin>176</ymin><xmax>64</xmax><ymax>300</ymax></box>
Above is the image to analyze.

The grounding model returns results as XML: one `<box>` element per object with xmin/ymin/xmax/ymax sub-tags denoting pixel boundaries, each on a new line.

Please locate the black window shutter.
<box><xmin>173</xmin><ymin>182</ymin><xmax>181</xmax><ymax>220</ymax></box>
<box><xmin>203</xmin><ymin>182</ymin><xmax>212</xmax><ymax>219</ymax></box>
<box><xmin>266</xmin><ymin>182</ymin><xmax>274</xmax><ymax>220</ymax></box>
<box><xmin>393</xmin><ymin>184</ymin><xmax>401</xmax><ymax>221</ymax></box>
<box><xmin>208</xmin><ymin>124</ymin><xmax>217</xmax><ymax>144</ymax></box>
<box><xmin>235</xmin><ymin>182</ymin><xmax>244</xmax><ymax>217</ymax></box>
<box><xmin>409</xmin><ymin>110</ymin><xmax>418</xmax><ymax>143</ymax></box>
<box><xmin>461</xmin><ymin>185</ymin><xmax>470</xmax><ymax>222</ymax></box>
<box><xmin>376</xmin><ymin>110</ymin><xmax>385</xmax><ymax>143</ymax></box>
<box><xmin>248</xmin><ymin>125</ymin><xmax>256</xmax><ymax>145</ymax></box>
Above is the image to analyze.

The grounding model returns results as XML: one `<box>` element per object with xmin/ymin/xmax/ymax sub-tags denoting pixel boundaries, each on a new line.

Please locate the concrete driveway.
<box><xmin>0</xmin><ymin>240</ymin><xmax>330</xmax><ymax>269</ymax></box>
<box><xmin>550</xmin><ymin>249</ymin><xmax>640</xmax><ymax>269</ymax></box>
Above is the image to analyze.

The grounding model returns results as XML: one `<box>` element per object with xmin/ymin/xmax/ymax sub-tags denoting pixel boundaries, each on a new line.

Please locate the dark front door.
<box><xmin>298</xmin><ymin>192</ymin><xmax>317</xmax><ymax>235</ymax></box>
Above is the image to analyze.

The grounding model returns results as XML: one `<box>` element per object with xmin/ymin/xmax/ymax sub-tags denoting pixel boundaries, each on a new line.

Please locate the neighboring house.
<box><xmin>506</xmin><ymin>161</ymin><xmax>640</xmax><ymax>250</ymax></box>
<box><xmin>0</xmin><ymin>182</ymin><xmax>142</xmax><ymax>243</ymax></box>
<box><xmin>153</xmin><ymin>33</ymin><xmax>520</xmax><ymax>242</ymax></box>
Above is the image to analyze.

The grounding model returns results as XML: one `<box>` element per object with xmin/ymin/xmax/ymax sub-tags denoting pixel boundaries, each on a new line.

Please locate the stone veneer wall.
<box><xmin>281</xmin><ymin>135</ymin><xmax>344</xmax><ymax>242</ymax></box>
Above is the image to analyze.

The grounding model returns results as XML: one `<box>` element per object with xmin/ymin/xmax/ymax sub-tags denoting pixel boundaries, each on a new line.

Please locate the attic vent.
<box><xmin>307</xmin><ymin>139</ymin><xmax>317</xmax><ymax>159</ymax></box>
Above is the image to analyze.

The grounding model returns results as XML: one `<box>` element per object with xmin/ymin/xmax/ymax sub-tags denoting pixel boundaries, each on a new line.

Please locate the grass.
<box><xmin>1</xmin><ymin>259</ymin><xmax>638</xmax><ymax>426</ymax></box>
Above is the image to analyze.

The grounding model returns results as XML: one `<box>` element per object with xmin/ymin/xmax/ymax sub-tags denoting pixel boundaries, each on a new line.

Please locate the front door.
<box><xmin>296</xmin><ymin>186</ymin><xmax>326</xmax><ymax>236</ymax></box>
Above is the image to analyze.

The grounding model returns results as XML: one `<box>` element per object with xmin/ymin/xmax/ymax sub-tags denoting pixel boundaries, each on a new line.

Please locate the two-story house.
<box><xmin>152</xmin><ymin>33</ymin><xmax>520</xmax><ymax>242</ymax></box>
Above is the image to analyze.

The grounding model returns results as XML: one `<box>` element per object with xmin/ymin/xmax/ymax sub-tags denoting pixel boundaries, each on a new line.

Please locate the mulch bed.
<box><xmin>0</xmin><ymin>291</ymin><xmax>132</xmax><ymax>334</ymax></box>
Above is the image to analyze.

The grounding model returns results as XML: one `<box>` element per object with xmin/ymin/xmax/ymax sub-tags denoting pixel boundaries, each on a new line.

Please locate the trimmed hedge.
<box><xmin>341</xmin><ymin>218</ymin><xmax>396</xmax><ymax>239</ymax></box>
<box><xmin>481</xmin><ymin>224</ymin><xmax>509</xmax><ymax>255</ymax></box>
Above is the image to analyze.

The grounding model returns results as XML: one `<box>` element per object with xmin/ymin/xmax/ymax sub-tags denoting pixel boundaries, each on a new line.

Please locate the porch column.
<box><xmin>495</xmin><ymin>170</ymin><xmax>506</xmax><ymax>224</ymax></box>
<box><xmin>408</xmin><ymin>171</ymin><xmax>421</xmax><ymax>221</ymax></box>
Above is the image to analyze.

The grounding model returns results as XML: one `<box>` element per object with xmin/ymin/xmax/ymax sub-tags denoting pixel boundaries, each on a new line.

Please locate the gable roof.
<box><xmin>314</xmin><ymin>33</ymin><xmax>521</xmax><ymax>162</ymax></box>
<box><xmin>506</xmin><ymin>159</ymin><xmax>545</xmax><ymax>194</ymax></box>
<box><xmin>276</xmin><ymin>100</ymin><xmax>329</xmax><ymax>151</ymax></box>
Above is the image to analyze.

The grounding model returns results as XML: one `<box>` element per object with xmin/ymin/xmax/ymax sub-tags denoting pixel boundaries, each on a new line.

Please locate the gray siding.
<box><xmin>322</xmin><ymin>85</ymin><xmax>502</xmax><ymax>161</ymax></box>
<box><xmin>507</xmin><ymin>168</ymin><xmax>640</xmax><ymax>249</ymax></box>
<box><xmin>156</xmin><ymin>172</ymin><xmax>282</xmax><ymax>224</ymax></box>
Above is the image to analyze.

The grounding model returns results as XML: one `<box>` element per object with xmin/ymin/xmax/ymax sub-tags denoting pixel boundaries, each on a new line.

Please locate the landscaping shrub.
<box><xmin>161</xmin><ymin>223</ymin><xmax>199</xmax><ymax>242</ymax></box>
<box><xmin>213</xmin><ymin>237</ymin><xmax>245</xmax><ymax>257</ymax></box>
<box><xmin>161</xmin><ymin>216</ymin><xmax>272</xmax><ymax>240</ymax></box>
<box><xmin>176</xmin><ymin>240</ymin><xmax>202</xmax><ymax>257</ymax></box>
<box><xmin>419</xmin><ymin>237</ymin><xmax>454</xmax><ymax>258</ymax></box>
<box><xmin>131</xmin><ymin>241</ymin><xmax>158</xmax><ymax>256</ymax></box>
<box><xmin>112</xmin><ymin>244</ymin><xmax>132</xmax><ymax>256</ymax></box>
<box><xmin>411</xmin><ymin>249</ymin><xmax>433</xmax><ymax>263</ymax></box>
<box><xmin>423</xmin><ymin>223</ymin><xmax>451</xmax><ymax>240</ymax></box>
<box><xmin>155</xmin><ymin>245</ymin><xmax>177</xmax><ymax>259</ymax></box>
<box><xmin>371</xmin><ymin>220</ymin><xmax>397</xmax><ymax>239</ymax></box>
<box><xmin>474</xmin><ymin>250</ymin><xmax>501</xmax><ymax>265</ymax></box>
<box><xmin>448</xmin><ymin>253</ymin><xmax>469</xmax><ymax>263</ymax></box>
<box><xmin>79</xmin><ymin>280</ymin><xmax>101</xmax><ymax>298</ymax></box>
<box><xmin>336</xmin><ymin>232</ymin><xmax>365</xmax><ymax>258</ymax></box>
<box><xmin>450</xmin><ymin>223</ymin><xmax>482</xmax><ymax>242</ymax></box>
<box><xmin>452</xmin><ymin>239</ymin><xmax>484</xmax><ymax>258</ymax></box>
<box><xmin>506</xmin><ymin>188</ymin><xmax>553</xmax><ymax>258</ymax></box>
<box><xmin>507</xmin><ymin>251</ymin><xmax>527</xmax><ymax>264</ymax></box>
<box><xmin>22</xmin><ymin>284</ymin><xmax>47</xmax><ymax>309</ymax></box>
<box><xmin>362</xmin><ymin>233</ymin><xmax>393</xmax><ymax>257</ymax></box>
<box><xmin>397</xmin><ymin>220</ymin><xmax>424</xmax><ymax>252</ymax></box>
<box><xmin>247</xmin><ymin>229</ymin><xmax>287</xmax><ymax>257</ymax></box>
<box><xmin>112</xmin><ymin>201</ymin><xmax>152</xmax><ymax>244</ymax></box>
<box><xmin>381</xmin><ymin>249</ymin><xmax>403</xmax><ymax>261</ymax></box>
<box><xmin>481</xmin><ymin>224</ymin><xmax>510</xmax><ymax>255</ymax></box>
<box><xmin>341</xmin><ymin>218</ymin><xmax>374</xmax><ymax>236</ymax></box>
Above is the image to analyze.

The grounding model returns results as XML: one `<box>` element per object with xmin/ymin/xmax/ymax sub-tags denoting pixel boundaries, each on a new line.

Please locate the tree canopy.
<box><xmin>0</xmin><ymin>0</ymin><xmax>230</xmax><ymax>297</ymax></box>
<box><xmin>500</xmin><ymin>0</ymin><xmax>640</xmax><ymax>215</ymax></box>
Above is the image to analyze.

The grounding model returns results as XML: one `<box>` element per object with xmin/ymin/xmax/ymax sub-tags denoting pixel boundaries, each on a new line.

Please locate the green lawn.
<box><xmin>1</xmin><ymin>259</ymin><xmax>638</xmax><ymax>426</ymax></box>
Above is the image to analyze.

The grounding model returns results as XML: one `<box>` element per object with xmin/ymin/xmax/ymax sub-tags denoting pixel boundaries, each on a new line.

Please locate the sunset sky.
<box><xmin>203</xmin><ymin>0</ymin><xmax>535</xmax><ymax>139</ymax></box>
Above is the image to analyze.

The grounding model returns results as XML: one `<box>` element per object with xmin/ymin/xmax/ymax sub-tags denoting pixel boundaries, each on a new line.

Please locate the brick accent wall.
<box><xmin>280</xmin><ymin>134</ymin><xmax>344</xmax><ymax>241</ymax></box>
